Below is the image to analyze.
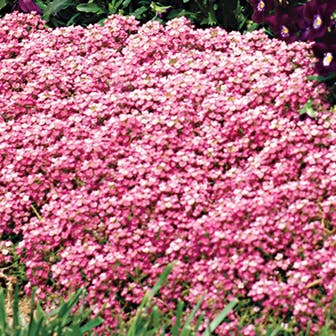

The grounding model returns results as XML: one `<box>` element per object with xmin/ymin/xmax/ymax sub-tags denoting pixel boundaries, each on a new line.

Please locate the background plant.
<box><xmin>0</xmin><ymin>0</ymin><xmax>255</xmax><ymax>31</ymax></box>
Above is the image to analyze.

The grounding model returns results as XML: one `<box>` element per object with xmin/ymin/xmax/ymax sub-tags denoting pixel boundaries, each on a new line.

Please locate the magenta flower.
<box><xmin>18</xmin><ymin>0</ymin><xmax>42</xmax><ymax>14</ymax></box>
<box><xmin>249</xmin><ymin>0</ymin><xmax>275</xmax><ymax>23</ymax></box>
<box><xmin>265</xmin><ymin>6</ymin><xmax>300</xmax><ymax>42</ymax></box>
<box><xmin>297</xmin><ymin>0</ymin><xmax>336</xmax><ymax>41</ymax></box>
<box><xmin>312</xmin><ymin>32</ymin><xmax>336</xmax><ymax>76</ymax></box>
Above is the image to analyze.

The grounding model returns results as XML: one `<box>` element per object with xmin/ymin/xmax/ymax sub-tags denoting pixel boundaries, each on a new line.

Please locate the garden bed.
<box><xmin>0</xmin><ymin>11</ymin><xmax>335</xmax><ymax>335</ymax></box>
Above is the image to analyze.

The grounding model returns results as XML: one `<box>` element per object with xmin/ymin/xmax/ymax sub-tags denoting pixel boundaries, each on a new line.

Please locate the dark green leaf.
<box><xmin>131</xmin><ymin>6</ymin><xmax>149</xmax><ymax>19</ymax></box>
<box><xmin>66</xmin><ymin>13</ymin><xmax>81</xmax><ymax>26</ymax></box>
<box><xmin>43</xmin><ymin>0</ymin><xmax>74</xmax><ymax>21</ymax></box>
<box><xmin>171</xmin><ymin>300</ymin><xmax>184</xmax><ymax>336</ymax></box>
<box><xmin>13</xmin><ymin>287</ymin><xmax>20</xmax><ymax>335</ymax></box>
<box><xmin>307</xmin><ymin>73</ymin><xmax>336</xmax><ymax>82</ymax></box>
<box><xmin>167</xmin><ymin>9</ymin><xmax>198</xmax><ymax>20</ymax></box>
<box><xmin>77</xmin><ymin>3</ymin><xmax>106</xmax><ymax>15</ymax></box>
<box><xmin>0</xmin><ymin>289</ymin><xmax>8</xmax><ymax>333</ymax></box>
<box><xmin>149</xmin><ymin>263</ymin><xmax>174</xmax><ymax>300</ymax></box>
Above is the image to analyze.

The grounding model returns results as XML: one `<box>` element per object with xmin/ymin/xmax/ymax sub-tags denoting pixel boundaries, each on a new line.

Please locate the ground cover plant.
<box><xmin>0</xmin><ymin>10</ymin><xmax>336</xmax><ymax>335</ymax></box>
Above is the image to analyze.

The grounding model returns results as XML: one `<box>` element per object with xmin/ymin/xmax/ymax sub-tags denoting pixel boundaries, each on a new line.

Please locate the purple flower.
<box><xmin>265</xmin><ymin>6</ymin><xmax>300</xmax><ymax>42</ymax></box>
<box><xmin>312</xmin><ymin>32</ymin><xmax>336</xmax><ymax>76</ymax></box>
<box><xmin>18</xmin><ymin>0</ymin><xmax>42</xmax><ymax>14</ymax></box>
<box><xmin>297</xmin><ymin>0</ymin><xmax>336</xmax><ymax>41</ymax></box>
<box><xmin>249</xmin><ymin>0</ymin><xmax>275</xmax><ymax>24</ymax></box>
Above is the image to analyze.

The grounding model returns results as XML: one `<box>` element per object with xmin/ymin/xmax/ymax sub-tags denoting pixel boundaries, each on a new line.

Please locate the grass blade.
<box><xmin>171</xmin><ymin>300</ymin><xmax>184</xmax><ymax>336</ymax></box>
<box><xmin>127</xmin><ymin>263</ymin><xmax>174</xmax><ymax>336</ymax></box>
<box><xmin>0</xmin><ymin>288</ymin><xmax>8</xmax><ymax>334</ymax></box>
<box><xmin>268</xmin><ymin>325</ymin><xmax>281</xmax><ymax>336</ymax></box>
<box><xmin>80</xmin><ymin>316</ymin><xmax>104</xmax><ymax>333</ymax></box>
<box><xmin>180</xmin><ymin>298</ymin><xmax>203</xmax><ymax>336</ymax></box>
<box><xmin>194</xmin><ymin>312</ymin><xmax>205</xmax><ymax>332</ymax></box>
<box><xmin>148</xmin><ymin>263</ymin><xmax>174</xmax><ymax>300</ymax></box>
<box><xmin>304</xmin><ymin>319</ymin><xmax>312</xmax><ymax>336</ymax></box>
<box><xmin>202</xmin><ymin>298</ymin><xmax>239</xmax><ymax>336</ymax></box>
<box><xmin>13</xmin><ymin>286</ymin><xmax>20</xmax><ymax>335</ymax></box>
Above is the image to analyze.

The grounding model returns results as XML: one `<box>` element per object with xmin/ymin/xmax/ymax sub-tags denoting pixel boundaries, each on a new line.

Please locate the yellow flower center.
<box><xmin>281</xmin><ymin>26</ymin><xmax>289</xmax><ymax>38</ymax></box>
<box><xmin>313</xmin><ymin>15</ymin><xmax>322</xmax><ymax>29</ymax></box>
<box><xmin>257</xmin><ymin>0</ymin><xmax>265</xmax><ymax>11</ymax></box>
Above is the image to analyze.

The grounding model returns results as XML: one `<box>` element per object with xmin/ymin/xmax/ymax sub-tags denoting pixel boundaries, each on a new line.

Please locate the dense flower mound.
<box><xmin>1</xmin><ymin>11</ymin><xmax>335</xmax><ymax>334</ymax></box>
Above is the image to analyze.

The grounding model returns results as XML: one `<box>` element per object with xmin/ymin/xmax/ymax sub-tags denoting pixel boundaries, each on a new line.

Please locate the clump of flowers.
<box><xmin>249</xmin><ymin>0</ymin><xmax>336</xmax><ymax>79</ymax></box>
<box><xmin>0</xmin><ymin>11</ymin><xmax>335</xmax><ymax>334</ymax></box>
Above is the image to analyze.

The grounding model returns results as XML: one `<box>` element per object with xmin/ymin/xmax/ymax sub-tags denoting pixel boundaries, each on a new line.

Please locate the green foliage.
<box><xmin>123</xmin><ymin>262</ymin><xmax>239</xmax><ymax>335</ymax></box>
<box><xmin>0</xmin><ymin>0</ymin><xmax>7</xmax><ymax>11</ymax></box>
<box><xmin>1</xmin><ymin>0</ymin><xmax>256</xmax><ymax>32</ymax></box>
<box><xmin>1</xmin><ymin>260</ymin><xmax>336</xmax><ymax>335</ymax></box>
<box><xmin>299</xmin><ymin>99</ymin><xmax>317</xmax><ymax>119</ymax></box>
<box><xmin>308</xmin><ymin>74</ymin><xmax>336</xmax><ymax>107</ymax></box>
<box><xmin>118</xmin><ymin>264</ymin><xmax>336</xmax><ymax>335</ymax></box>
<box><xmin>0</xmin><ymin>287</ymin><xmax>103</xmax><ymax>335</ymax></box>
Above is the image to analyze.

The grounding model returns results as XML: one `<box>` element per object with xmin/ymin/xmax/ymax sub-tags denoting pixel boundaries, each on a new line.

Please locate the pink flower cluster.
<box><xmin>1</xmin><ymin>11</ymin><xmax>335</xmax><ymax>334</ymax></box>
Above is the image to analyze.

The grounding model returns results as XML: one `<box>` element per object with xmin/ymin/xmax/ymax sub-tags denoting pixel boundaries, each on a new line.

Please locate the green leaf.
<box><xmin>27</xmin><ymin>317</ymin><xmax>44</xmax><ymax>336</ymax></box>
<box><xmin>150</xmin><ymin>2</ymin><xmax>171</xmax><ymax>14</ymax></box>
<box><xmin>34</xmin><ymin>0</ymin><xmax>47</xmax><ymax>11</ymax></box>
<box><xmin>307</xmin><ymin>72</ymin><xmax>336</xmax><ymax>82</ymax></box>
<box><xmin>304</xmin><ymin>320</ymin><xmax>312</xmax><ymax>336</ymax></box>
<box><xmin>43</xmin><ymin>0</ymin><xmax>74</xmax><ymax>21</ymax></box>
<box><xmin>35</xmin><ymin>302</ymin><xmax>46</xmax><ymax>321</ymax></box>
<box><xmin>167</xmin><ymin>9</ymin><xmax>198</xmax><ymax>21</ymax></box>
<box><xmin>108</xmin><ymin>0</ymin><xmax>124</xmax><ymax>14</ymax></box>
<box><xmin>299</xmin><ymin>99</ymin><xmax>317</xmax><ymax>119</ymax></box>
<box><xmin>76</xmin><ymin>3</ymin><xmax>106</xmax><ymax>15</ymax></box>
<box><xmin>0</xmin><ymin>289</ymin><xmax>8</xmax><ymax>334</ymax></box>
<box><xmin>80</xmin><ymin>317</ymin><xmax>104</xmax><ymax>333</ymax></box>
<box><xmin>171</xmin><ymin>300</ymin><xmax>184</xmax><ymax>336</ymax></box>
<box><xmin>266</xmin><ymin>325</ymin><xmax>281</xmax><ymax>336</ymax></box>
<box><xmin>150</xmin><ymin>263</ymin><xmax>174</xmax><ymax>300</ymax></box>
<box><xmin>194</xmin><ymin>312</ymin><xmax>205</xmax><ymax>333</ymax></box>
<box><xmin>131</xmin><ymin>6</ymin><xmax>148</xmax><ymax>19</ymax></box>
<box><xmin>180</xmin><ymin>298</ymin><xmax>203</xmax><ymax>336</ymax></box>
<box><xmin>121</xmin><ymin>0</ymin><xmax>132</xmax><ymax>8</ymax></box>
<box><xmin>13</xmin><ymin>287</ymin><xmax>20</xmax><ymax>335</ymax></box>
<box><xmin>0</xmin><ymin>0</ymin><xmax>7</xmax><ymax>11</ymax></box>
<box><xmin>66</xmin><ymin>13</ymin><xmax>81</xmax><ymax>26</ymax></box>
<box><xmin>202</xmin><ymin>299</ymin><xmax>239</xmax><ymax>336</ymax></box>
<box><xmin>127</xmin><ymin>263</ymin><xmax>174</xmax><ymax>336</ymax></box>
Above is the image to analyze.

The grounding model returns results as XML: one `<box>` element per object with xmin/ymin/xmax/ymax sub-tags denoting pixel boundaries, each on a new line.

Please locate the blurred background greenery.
<box><xmin>0</xmin><ymin>0</ymin><xmax>261</xmax><ymax>31</ymax></box>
